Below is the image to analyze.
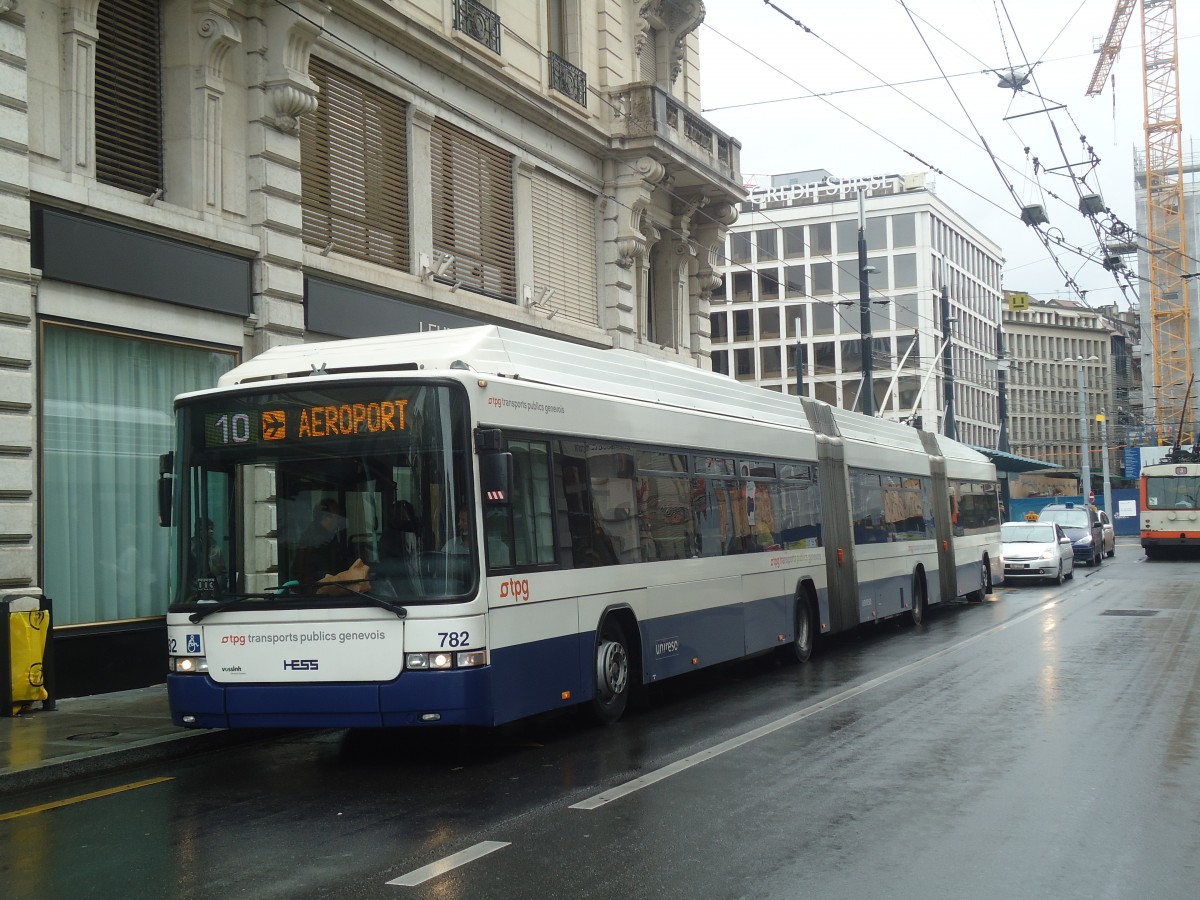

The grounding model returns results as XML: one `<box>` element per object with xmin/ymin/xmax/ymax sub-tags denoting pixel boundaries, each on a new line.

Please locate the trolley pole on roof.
<box><xmin>858</xmin><ymin>193</ymin><xmax>874</xmax><ymax>417</ymax></box>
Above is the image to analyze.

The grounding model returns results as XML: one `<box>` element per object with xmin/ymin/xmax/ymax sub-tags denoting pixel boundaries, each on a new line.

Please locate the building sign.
<box><xmin>1007</xmin><ymin>292</ymin><xmax>1031</xmax><ymax>311</ymax></box>
<box><xmin>748</xmin><ymin>174</ymin><xmax>896</xmax><ymax>209</ymax></box>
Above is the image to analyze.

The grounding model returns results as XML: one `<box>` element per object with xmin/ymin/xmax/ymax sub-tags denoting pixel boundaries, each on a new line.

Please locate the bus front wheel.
<box><xmin>788</xmin><ymin>593</ymin><xmax>816</xmax><ymax>663</ymax></box>
<box><xmin>591</xmin><ymin>619</ymin><xmax>631</xmax><ymax>725</ymax></box>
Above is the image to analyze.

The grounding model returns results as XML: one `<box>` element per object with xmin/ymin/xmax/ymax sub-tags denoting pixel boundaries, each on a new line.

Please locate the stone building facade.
<box><xmin>0</xmin><ymin>0</ymin><xmax>742</xmax><ymax>694</ymax></box>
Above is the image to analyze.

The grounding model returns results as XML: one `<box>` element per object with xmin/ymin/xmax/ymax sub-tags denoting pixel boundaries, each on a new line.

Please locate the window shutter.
<box><xmin>532</xmin><ymin>172</ymin><xmax>599</xmax><ymax>326</ymax></box>
<box><xmin>430</xmin><ymin>119</ymin><xmax>516</xmax><ymax>300</ymax></box>
<box><xmin>95</xmin><ymin>0</ymin><xmax>163</xmax><ymax>195</ymax></box>
<box><xmin>639</xmin><ymin>28</ymin><xmax>658</xmax><ymax>83</ymax></box>
<box><xmin>301</xmin><ymin>58</ymin><xmax>410</xmax><ymax>270</ymax></box>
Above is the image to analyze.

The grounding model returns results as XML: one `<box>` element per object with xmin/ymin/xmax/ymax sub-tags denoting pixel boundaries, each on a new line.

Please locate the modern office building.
<box><xmin>711</xmin><ymin>170</ymin><xmax>1003</xmax><ymax>448</ymax></box>
<box><xmin>0</xmin><ymin>0</ymin><xmax>743</xmax><ymax>695</ymax></box>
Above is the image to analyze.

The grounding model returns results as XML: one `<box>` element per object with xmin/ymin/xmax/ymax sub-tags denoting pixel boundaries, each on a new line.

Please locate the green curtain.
<box><xmin>42</xmin><ymin>326</ymin><xmax>236</xmax><ymax>625</ymax></box>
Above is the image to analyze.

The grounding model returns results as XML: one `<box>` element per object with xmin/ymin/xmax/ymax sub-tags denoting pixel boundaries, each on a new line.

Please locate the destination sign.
<box><xmin>204</xmin><ymin>399</ymin><xmax>409</xmax><ymax>448</ymax></box>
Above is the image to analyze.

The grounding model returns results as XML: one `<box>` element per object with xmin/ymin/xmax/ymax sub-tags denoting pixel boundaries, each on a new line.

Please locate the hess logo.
<box><xmin>498</xmin><ymin>578</ymin><xmax>530</xmax><ymax>602</ymax></box>
<box><xmin>283</xmin><ymin>659</ymin><xmax>319</xmax><ymax>671</ymax></box>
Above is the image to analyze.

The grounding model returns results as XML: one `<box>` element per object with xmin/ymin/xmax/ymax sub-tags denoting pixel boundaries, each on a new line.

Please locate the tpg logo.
<box><xmin>283</xmin><ymin>659</ymin><xmax>319</xmax><ymax>671</ymax></box>
<box><xmin>498</xmin><ymin>578</ymin><xmax>530</xmax><ymax>602</ymax></box>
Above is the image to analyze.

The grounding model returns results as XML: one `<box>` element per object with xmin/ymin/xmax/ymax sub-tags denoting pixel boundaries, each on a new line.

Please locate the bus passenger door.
<box><xmin>919</xmin><ymin>431</ymin><xmax>954</xmax><ymax>604</ymax></box>
<box><xmin>803</xmin><ymin>400</ymin><xmax>858</xmax><ymax>632</ymax></box>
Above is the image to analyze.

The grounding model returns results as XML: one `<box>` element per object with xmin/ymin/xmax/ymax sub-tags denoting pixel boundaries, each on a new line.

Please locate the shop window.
<box><xmin>41</xmin><ymin>325</ymin><xmax>237</xmax><ymax>626</ymax></box>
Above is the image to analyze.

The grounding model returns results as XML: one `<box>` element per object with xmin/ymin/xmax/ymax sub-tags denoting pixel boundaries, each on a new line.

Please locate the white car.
<box><xmin>1002</xmin><ymin>521</ymin><xmax>1075</xmax><ymax>585</ymax></box>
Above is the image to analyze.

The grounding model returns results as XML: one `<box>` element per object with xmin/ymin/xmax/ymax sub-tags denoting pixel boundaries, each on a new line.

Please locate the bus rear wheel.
<box><xmin>910</xmin><ymin>574</ymin><xmax>926</xmax><ymax>626</ymax></box>
<box><xmin>591</xmin><ymin>619</ymin><xmax>631</xmax><ymax>725</ymax></box>
<box><xmin>966</xmin><ymin>559</ymin><xmax>990</xmax><ymax>602</ymax></box>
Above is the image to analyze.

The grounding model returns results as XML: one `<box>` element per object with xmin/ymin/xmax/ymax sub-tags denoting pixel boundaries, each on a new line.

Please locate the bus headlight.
<box><xmin>405</xmin><ymin>650</ymin><xmax>487</xmax><ymax>671</ymax></box>
<box><xmin>170</xmin><ymin>656</ymin><xmax>209</xmax><ymax>674</ymax></box>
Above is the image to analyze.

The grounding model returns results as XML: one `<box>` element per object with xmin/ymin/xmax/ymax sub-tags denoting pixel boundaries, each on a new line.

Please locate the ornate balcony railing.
<box><xmin>454</xmin><ymin>0</ymin><xmax>501</xmax><ymax>55</ymax></box>
<box><xmin>610</xmin><ymin>84</ymin><xmax>741</xmax><ymax>187</ymax></box>
<box><xmin>549</xmin><ymin>52</ymin><xmax>587</xmax><ymax>108</ymax></box>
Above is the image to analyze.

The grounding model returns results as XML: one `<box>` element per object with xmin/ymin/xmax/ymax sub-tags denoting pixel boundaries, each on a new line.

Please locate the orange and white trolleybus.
<box><xmin>1140</xmin><ymin>457</ymin><xmax>1200</xmax><ymax>558</ymax></box>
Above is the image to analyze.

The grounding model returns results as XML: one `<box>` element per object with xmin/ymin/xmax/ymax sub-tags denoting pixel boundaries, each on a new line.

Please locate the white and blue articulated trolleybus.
<box><xmin>162</xmin><ymin>326</ymin><xmax>1001</xmax><ymax>729</ymax></box>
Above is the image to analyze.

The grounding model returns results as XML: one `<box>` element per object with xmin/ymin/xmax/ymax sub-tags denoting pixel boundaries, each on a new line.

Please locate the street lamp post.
<box><xmin>794</xmin><ymin>316</ymin><xmax>804</xmax><ymax>398</ymax></box>
<box><xmin>940</xmin><ymin>282</ymin><xmax>955</xmax><ymax>440</ymax></box>
<box><xmin>857</xmin><ymin>193</ymin><xmax>874</xmax><ymax>417</ymax></box>
<box><xmin>1065</xmin><ymin>355</ymin><xmax>1100</xmax><ymax>501</ymax></box>
<box><xmin>1099</xmin><ymin>410</ymin><xmax>1113</xmax><ymax>518</ymax></box>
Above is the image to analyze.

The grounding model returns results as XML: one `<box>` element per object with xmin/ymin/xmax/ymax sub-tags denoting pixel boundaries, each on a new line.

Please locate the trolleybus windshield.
<box><xmin>1144</xmin><ymin>472</ymin><xmax>1200</xmax><ymax>509</ymax></box>
<box><xmin>169</xmin><ymin>382</ymin><xmax>474</xmax><ymax>611</ymax></box>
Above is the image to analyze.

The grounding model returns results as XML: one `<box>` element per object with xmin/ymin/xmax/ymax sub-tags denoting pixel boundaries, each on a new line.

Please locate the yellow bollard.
<box><xmin>9</xmin><ymin>608</ymin><xmax>50</xmax><ymax>714</ymax></box>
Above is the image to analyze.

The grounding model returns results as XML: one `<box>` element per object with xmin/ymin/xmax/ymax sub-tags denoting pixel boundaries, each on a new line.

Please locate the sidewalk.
<box><xmin>0</xmin><ymin>684</ymin><xmax>257</xmax><ymax>797</ymax></box>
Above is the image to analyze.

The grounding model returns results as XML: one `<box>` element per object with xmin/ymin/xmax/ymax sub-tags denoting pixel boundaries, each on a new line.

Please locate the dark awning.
<box><xmin>967</xmin><ymin>445</ymin><xmax>1059</xmax><ymax>474</ymax></box>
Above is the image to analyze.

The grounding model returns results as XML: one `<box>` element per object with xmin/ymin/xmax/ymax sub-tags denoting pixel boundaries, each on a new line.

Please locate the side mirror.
<box><xmin>158</xmin><ymin>452</ymin><xmax>174</xmax><ymax>527</ymax></box>
<box><xmin>479</xmin><ymin>452</ymin><xmax>513</xmax><ymax>508</ymax></box>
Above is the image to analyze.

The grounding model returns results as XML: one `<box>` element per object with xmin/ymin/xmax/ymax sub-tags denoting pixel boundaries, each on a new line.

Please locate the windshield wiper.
<box><xmin>188</xmin><ymin>593</ymin><xmax>279</xmax><ymax>623</ymax></box>
<box><xmin>307</xmin><ymin>581</ymin><xmax>408</xmax><ymax>619</ymax></box>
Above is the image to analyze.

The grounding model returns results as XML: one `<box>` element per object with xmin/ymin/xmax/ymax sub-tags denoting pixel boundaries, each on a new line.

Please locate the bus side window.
<box><xmin>486</xmin><ymin>440</ymin><xmax>554</xmax><ymax>570</ymax></box>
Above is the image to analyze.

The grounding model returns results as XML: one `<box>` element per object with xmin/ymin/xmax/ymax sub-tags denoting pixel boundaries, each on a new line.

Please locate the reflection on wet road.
<box><xmin>2</xmin><ymin>545</ymin><xmax>1197</xmax><ymax>900</ymax></box>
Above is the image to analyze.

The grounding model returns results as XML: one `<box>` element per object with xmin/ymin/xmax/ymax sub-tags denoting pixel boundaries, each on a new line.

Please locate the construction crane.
<box><xmin>1087</xmin><ymin>0</ymin><xmax>1191</xmax><ymax>445</ymax></box>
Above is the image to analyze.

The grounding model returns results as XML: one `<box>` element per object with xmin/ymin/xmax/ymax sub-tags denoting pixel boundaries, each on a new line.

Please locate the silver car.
<box><xmin>1098</xmin><ymin>509</ymin><xmax>1116</xmax><ymax>558</ymax></box>
<box><xmin>1002</xmin><ymin>521</ymin><xmax>1075</xmax><ymax>585</ymax></box>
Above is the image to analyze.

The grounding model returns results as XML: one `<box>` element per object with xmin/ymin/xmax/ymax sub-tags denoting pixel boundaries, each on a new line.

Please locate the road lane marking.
<box><xmin>0</xmin><ymin>777</ymin><xmax>174</xmax><ymax>821</ymax></box>
<box><xmin>386</xmin><ymin>841</ymin><xmax>510</xmax><ymax>887</ymax></box>
<box><xmin>571</xmin><ymin>596</ymin><xmax>1063</xmax><ymax>811</ymax></box>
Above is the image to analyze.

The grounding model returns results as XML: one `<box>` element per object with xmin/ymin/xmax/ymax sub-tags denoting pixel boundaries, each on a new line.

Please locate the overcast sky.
<box><xmin>698</xmin><ymin>0</ymin><xmax>1200</xmax><ymax>310</ymax></box>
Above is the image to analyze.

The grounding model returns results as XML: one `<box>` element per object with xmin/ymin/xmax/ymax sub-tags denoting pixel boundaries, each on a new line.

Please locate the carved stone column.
<box><xmin>602</xmin><ymin>155</ymin><xmax>665</xmax><ymax>349</ymax></box>
<box><xmin>192</xmin><ymin>3</ymin><xmax>242</xmax><ymax>213</ymax></box>
<box><xmin>244</xmin><ymin>0</ymin><xmax>327</xmax><ymax>356</ymax></box>
<box><xmin>60</xmin><ymin>0</ymin><xmax>100</xmax><ymax>177</ymax></box>
<box><xmin>684</xmin><ymin>200</ymin><xmax>737</xmax><ymax>357</ymax></box>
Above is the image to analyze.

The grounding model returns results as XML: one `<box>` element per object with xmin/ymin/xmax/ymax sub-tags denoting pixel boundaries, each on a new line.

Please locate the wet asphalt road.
<box><xmin>2</xmin><ymin>543</ymin><xmax>1199</xmax><ymax>899</ymax></box>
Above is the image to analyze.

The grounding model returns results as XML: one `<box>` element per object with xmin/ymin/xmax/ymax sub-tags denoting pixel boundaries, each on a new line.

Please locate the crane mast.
<box><xmin>1087</xmin><ymin>0</ymin><xmax>1191</xmax><ymax>444</ymax></box>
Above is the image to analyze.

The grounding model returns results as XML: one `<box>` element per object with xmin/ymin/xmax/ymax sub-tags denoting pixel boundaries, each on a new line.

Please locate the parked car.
<box><xmin>1098</xmin><ymin>509</ymin><xmax>1116</xmax><ymax>557</ymax></box>
<box><xmin>1002</xmin><ymin>521</ymin><xmax>1075</xmax><ymax>584</ymax></box>
<box><xmin>1035</xmin><ymin>503</ymin><xmax>1105</xmax><ymax>567</ymax></box>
